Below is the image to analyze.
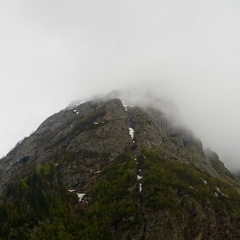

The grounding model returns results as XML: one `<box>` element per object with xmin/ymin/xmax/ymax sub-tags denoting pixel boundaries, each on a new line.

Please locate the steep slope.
<box><xmin>0</xmin><ymin>97</ymin><xmax>240</xmax><ymax>239</ymax></box>
<box><xmin>0</xmin><ymin>99</ymin><xmax>131</xmax><ymax>193</ymax></box>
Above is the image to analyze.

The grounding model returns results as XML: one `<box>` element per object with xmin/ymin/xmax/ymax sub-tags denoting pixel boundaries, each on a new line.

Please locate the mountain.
<box><xmin>0</xmin><ymin>93</ymin><xmax>240</xmax><ymax>239</ymax></box>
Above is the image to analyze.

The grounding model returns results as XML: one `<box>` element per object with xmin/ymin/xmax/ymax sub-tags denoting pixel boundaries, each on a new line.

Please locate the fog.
<box><xmin>0</xmin><ymin>0</ymin><xmax>240</xmax><ymax>171</ymax></box>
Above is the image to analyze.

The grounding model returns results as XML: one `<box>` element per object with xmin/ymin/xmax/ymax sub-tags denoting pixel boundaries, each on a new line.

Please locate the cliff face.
<box><xmin>0</xmin><ymin>97</ymin><xmax>240</xmax><ymax>239</ymax></box>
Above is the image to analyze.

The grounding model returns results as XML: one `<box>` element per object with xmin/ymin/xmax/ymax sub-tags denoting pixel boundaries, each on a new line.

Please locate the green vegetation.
<box><xmin>0</xmin><ymin>152</ymin><xmax>140</xmax><ymax>239</ymax></box>
<box><xmin>0</xmin><ymin>150</ymin><xmax>240</xmax><ymax>239</ymax></box>
<box><xmin>0</xmin><ymin>163</ymin><xmax>78</xmax><ymax>239</ymax></box>
<box><xmin>76</xmin><ymin>152</ymin><xmax>140</xmax><ymax>239</ymax></box>
<box><xmin>140</xmin><ymin>150</ymin><xmax>240</xmax><ymax>212</ymax></box>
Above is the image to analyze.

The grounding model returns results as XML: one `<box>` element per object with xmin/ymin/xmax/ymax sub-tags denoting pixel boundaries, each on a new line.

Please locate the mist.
<box><xmin>0</xmin><ymin>0</ymin><xmax>240</xmax><ymax>171</ymax></box>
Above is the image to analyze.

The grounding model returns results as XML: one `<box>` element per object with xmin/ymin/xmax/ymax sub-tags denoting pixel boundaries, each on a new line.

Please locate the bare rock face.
<box><xmin>0</xmin><ymin>99</ymin><xmax>133</xmax><ymax>192</ymax></box>
<box><xmin>204</xmin><ymin>148</ymin><xmax>239</xmax><ymax>188</ymax></box>
<box><xmin>205</xmin><ymin>149</ymin><xmax>233</xmax><ymax>177</ymax></box>
<box><xmin>127</xmin><ymin>106</ymin><xmax>218</xmax><ymax>177</ymax></box>
<box><xmin>0</xmin><ymin>97</ymin><xmax>224</xmax><ymax>192</ymax></box>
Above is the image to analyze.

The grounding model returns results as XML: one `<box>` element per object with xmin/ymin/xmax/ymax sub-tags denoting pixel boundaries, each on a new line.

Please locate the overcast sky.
<box><xmin>1</xmin><ymin>0</ymin><xmax>240</xmax><ymax>170</ymax></box>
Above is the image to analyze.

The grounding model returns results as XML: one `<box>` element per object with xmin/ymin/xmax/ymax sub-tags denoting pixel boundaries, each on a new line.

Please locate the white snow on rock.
<box><xmin>214</xmin><ymin>192</ymin><xmax>219</xmax><ymax>197</ymax></box>
<box><xmin>77</xmin><ymin>193</ymin><xmax>86</xmax><ymax>202</ymax></box>
<box><xmin>68</xmin><ymin>190</ymin><xmax>87</xmax><ymax>202</ymax></box>
<box><xmin>203</xmin><ymin>179</ymin><xmax>207</xmax><ymax>185</ymax></box>
<box><xmin>94</xmin><ymin>170</ymin><xmax>100</xmax><ymax>174</ymax></box>
<box><xmin>121</xmin><ymin>101</ymin><xmax>128</xmax><ymax>111</ymax></box>
<box><xmin>68</xmin><ymin>189</ymin><xmax>76</xmax><ymax>192</ymax></box>
<box><xmin>93</xmin><ymin>122</ymin><xmax>99</xmax><ymax>125</ymax></box>
<box><xmin>129</xmin><ymin>128</ymin><xmax>135</xmax><ymax>141</ymax></box>
<box><xmin>137</xmin><ymin>175</ymin><xmax>143</xmax><ymax>180</ymax></box>
<box><xmin>216</xmin><ymin>186</ymin><xmax>229</xmax><ymax>198</ymax></box>
<box><xmin>139</xmin><ymin>183</ymin><xmax>142</xmax><ymax>192</ymax></box>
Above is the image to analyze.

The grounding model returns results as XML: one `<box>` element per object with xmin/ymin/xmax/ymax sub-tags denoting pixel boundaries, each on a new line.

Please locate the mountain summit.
<box><xmin>0</xmin><ymin>93</ymin><xmax>240</xmax><ymax>239</ymax></box>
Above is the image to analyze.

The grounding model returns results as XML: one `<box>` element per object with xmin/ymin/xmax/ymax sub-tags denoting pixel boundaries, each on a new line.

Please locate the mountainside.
<box><xmin>0</xmin><ymin>95</ymin><xmax>240</xmax><ymax>239</ymax></box>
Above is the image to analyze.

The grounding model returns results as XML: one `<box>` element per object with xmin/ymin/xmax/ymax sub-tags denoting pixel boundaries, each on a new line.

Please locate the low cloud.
<box><xmin>0</xmin><ymin>1</ymin><xmax>240</xmax><ymax>171</ymax></box>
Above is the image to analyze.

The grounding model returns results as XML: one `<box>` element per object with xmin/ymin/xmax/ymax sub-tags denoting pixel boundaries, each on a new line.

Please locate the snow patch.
<box><xmin>139</xmin><ymin>183</ymin><xmax>142</xmax><ymax>192</ymax></box>
<box><xmin>77</xmin><ymin>193</ymin><xmax>86</xmax><ymax>202</ymax></box>
<box><xmin>68</xmin><ymin>190</ymin><xmax>87</xmax><ymax>202</ymax></box>
<box><xmin>93</xmin><ymin>122</ymin><xmax>99</xmax><ymax>125</ymax></box>
<box><xmin>203</xmin><ymin>179</ymin><xmax>207</xmax><ymax>185</ymax></box>
<box><xmin>122</xmin><ymin>101</ymin><xmax>128</xmax><ymax>111</ymax></box>
<box><xmin>129</xmin><ymin>127</ymin><xmax>135</xmax><ymax>142</ymax></box>
<box><xmin>137</xmin><ymin>175</ymin><xmax>143</xmax><ymax>180</ymax></box>
<box><xmin>94</xmin><ymin>170</ymin><xmax>100</xmax><ymax>174</ymax></box>
<box><xmin>216</xmin><ymin>186</ymin><xmax>229</xmax><ymax>198</ymax></box>
<box><xmin>68</xmin><ymin>189</ymin><xmax>76</xmax><ymax>193</ymax></box>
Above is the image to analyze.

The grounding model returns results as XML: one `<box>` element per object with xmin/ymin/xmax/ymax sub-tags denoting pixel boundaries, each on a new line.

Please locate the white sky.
<box><xmin>1</xmin><ymin>0</ymin><xmax>240</xmax><ymax>170</ymax></box>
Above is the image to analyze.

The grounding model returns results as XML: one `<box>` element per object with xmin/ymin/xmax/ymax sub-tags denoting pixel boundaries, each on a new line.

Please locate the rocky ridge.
<box><xmin>0</xmin><ymin>97</ymin><xmax>218</xmax><ymax>191</ymax></box>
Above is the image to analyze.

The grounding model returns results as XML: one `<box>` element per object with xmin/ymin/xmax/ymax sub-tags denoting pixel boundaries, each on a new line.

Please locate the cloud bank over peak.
<box><xmin>0</xmin><ymin>0</ymin><xmax>240</xmax><ymax>170</ymax></box>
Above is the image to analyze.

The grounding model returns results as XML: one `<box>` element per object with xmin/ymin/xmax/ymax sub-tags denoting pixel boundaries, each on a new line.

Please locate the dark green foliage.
<box><xmin>1</xmin><ymin>150</ymin><xmax>240</xmax><ymax>239</ymax></box>
<box><xmin>0</xmin><ymin>152</ymin><xmax>140</xmax><ymax>239</ymax></box>
<box><xmin>77</xmin><ymin>152</ymin><xmax>140</xmax><ymax>239</ymax></box>
<box><xmin>140</xmin><ymin>150</ymin><xmax>240</xmax><ymax>213</ymax></box>
<box><xmin>0</xmin><ymin>163</ymin><xmax>78</xmax><ymax>239</ymax></box>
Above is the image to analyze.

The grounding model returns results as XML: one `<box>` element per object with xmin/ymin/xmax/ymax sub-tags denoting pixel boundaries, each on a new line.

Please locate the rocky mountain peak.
<box><xmin>0</xmin><ymin>96</ymin><xmax>225</xmax><ymax>191</ymax></box>
<box><xmin>0</xmin><ymin>93</ymin><xmax>240</xmax><ymax>239</ymax></box>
